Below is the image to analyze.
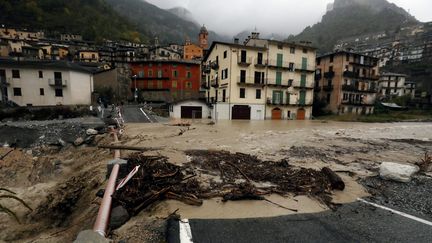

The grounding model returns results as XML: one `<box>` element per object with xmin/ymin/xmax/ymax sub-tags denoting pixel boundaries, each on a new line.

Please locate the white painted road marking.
<box><xmin>358</xmin><ymin>198</ymin><xmax>432</xmax><ymax>226</ymax></box>
<box><xmin>139</xmin><ymin>108</ymin><xmax>153</xmax><ymax>123</ymax></box>
<box><xmin>179</xmin><ymin>219</ymin><xmax>193</xmax><ymax>243</ymax></box>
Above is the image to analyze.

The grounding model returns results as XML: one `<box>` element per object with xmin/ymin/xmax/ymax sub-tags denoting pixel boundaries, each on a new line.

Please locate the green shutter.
<box><xmin>272</xmin><ymin>90</ymin><xmax>277</xmax><ymax>104</ymax></box>
<box><xmin>277</xmin><ymin>54</ymin><xmax>283</xmax><ymax>67</ymax></box>
<box><xmin>302</xmin><ymin>57</ymin><xmax>307</xmax><ymax>70</ymax></box>
<box><xmin>276</xmin><ymin>72</ymin><xmax>282</xmax><ymax>85</ymax></box>
<box><xmin>300</xmin><ymin>74</ymin><xmax>306</xmax><ymax>87</ymax></box>
<box><xmin>299</xmin><ymin>91</ymin><xmax>306</xmax><ymax>105</ymax></box>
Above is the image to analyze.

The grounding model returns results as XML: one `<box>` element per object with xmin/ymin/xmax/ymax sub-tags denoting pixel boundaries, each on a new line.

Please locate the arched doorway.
<box><xmin>271</xmin><ymin>108</ymin><xmax>282</xmax><ymax>120</ymax></box>
<box><xmin>297</xmin><ymin>108</ymin><xmax>306</xmax><ymax>120</ymax></box>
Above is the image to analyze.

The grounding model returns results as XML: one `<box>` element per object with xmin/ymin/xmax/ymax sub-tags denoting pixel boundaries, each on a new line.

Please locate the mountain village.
<box><xmin>0</xmin><ymin>0</ymin><xmax>432</xmax><ymax>242</ymax></box>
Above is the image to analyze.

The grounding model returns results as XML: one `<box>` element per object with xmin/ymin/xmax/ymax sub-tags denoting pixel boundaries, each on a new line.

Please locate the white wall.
<box><xmin>2</xmin><ymin>67</ymin><xmax>93</xmax><ymax>106</ymax></box>
<box><xmin>170</xmin><ymin>100</ymin><xmax>210</xmax><ymax>119</ymax></box>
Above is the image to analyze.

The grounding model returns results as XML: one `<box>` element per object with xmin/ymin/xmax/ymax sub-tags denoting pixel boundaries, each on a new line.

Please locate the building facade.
<box><xmin>378</xmin><ymin>72</ymin><xmax>408</xmax><ymax>97</ymax></box>
<box><xmin>203</xmin><ymin>33</ymin><xmax>316</xmax><ymax>120</ymax></box>
<box><xmin>130</xmin><ymin>60</ymin><xmax>201</xmax><ymax>103</ymax></box>
<box><xmin>315</xmin><ymin>51</ymin><xmax>379</xmax><ymax>115</ymax></box>
<box><xmin>0</xmin><ymin>60</ymin><xmax>94</xmax><ymax>106</ymax></box>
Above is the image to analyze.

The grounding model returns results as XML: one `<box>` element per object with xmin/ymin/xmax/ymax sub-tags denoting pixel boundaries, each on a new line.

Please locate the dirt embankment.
<box><xmin>0</xmin><ymin>122</ymin><xmax>114</xmax><ymax>242</ymax></box>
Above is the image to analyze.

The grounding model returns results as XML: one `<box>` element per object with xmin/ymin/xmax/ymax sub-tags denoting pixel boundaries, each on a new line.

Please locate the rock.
<box><xmin>379</xmin><ymin>162</ymin><xmax>419</xmax><ymax>183</ymax></box>
<box><xmin>109</xmin><ymin>206</ymin><xmax>130</xmax><ymax>229</ymax></box>
<box><xmin>74</xmin><ymin>230</ymin><xmax>108</xmax><ymax>243</ymax></box>
<box><xmin>84</xmin><ymin>135</ymin><xmax>95</xmax><ymax>144</ymax></box>
<box><xmin>74</xmin><ymin>137</ymin><xmax>85</xmax><ymax>146</ymax></box>
<box><xmin>86</xmin><ymin>128</ymin><xmax>98</xmax><ymax>136</ymax></box>
<box><xmin>58</xmin><ymin>138</ymin><xmax>66</xmax><ymax>147</ymax></box>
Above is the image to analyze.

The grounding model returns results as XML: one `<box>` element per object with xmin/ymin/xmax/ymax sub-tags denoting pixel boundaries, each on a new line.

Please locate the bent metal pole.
<box><xmin>93</xmin><ymin>127</ymin><xmax>121</xmax><ymax>237</ymax></box>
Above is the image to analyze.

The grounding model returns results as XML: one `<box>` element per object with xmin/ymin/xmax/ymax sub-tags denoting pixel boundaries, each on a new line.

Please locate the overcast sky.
<box><xmin>145</xmin><ymin>0</ymin><xmax>431</xmax><ymax>37</ymax></box>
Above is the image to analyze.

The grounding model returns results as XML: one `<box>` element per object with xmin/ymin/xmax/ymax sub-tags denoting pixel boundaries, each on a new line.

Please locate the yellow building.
<box><xmin>203</xmin><ymin>32</ymin><xmax>316</xmax><ymax>120</ymax></box>
<box><xmin>77</xmin><ymin>50</ymin><xmax>99</xmax><ymax>63</ymax></box>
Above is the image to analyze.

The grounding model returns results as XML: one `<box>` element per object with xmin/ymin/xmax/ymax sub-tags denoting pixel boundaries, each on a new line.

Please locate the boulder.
<box><xmin>86</xmin><ymin>128</ymin><xmax>99</xmax><ymax>136</ymax></box>
<box><xmin>74</xmin><ymin>137</ymin><xmax>85</xmax><ymax>146</ymax></box>
<box><xmin>58</xmin><ymin>138</ymin><xmax>66</xmax><ymax>147</ymax></box>
<box><xmin>109</xmin><ymin>206</ymin><xmax>130</xmax><ymax>229</ymax></box>
<box><xmin>379</xmin><ymin>162</ymin><xmax>419</xmax><ymax>183</ymax></box>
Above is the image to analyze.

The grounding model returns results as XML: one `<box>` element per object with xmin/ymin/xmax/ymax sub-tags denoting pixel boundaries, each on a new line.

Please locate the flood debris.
<box><xmin>416</xmin><ymin>152</ymin><xmax>431</xmax><ymax>172</ymax></box>
<box><xmin>113</xmin><ymin>150</ymin><xmax>344</xmax><ymax>218</ymax></box>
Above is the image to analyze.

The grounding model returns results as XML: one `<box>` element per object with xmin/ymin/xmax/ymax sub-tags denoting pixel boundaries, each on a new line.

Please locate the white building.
<box><xmin>203</xmin><ymin>33</ymin><xmax>316</xmax><ymax>120</ymax></box>
<box><xmin>379</xmin><ymin>72</ymin><xmax>409</xmax><ymax>97</ymax></box>
<box><xmin>0</xmin><ymin>60</ymin><xmax>94</xmax><ymax>106</ymax></box>
<box><xmin>169</xmin><ymin>100</ymin><xmax>211</xmax><ymax>119</ymax></box>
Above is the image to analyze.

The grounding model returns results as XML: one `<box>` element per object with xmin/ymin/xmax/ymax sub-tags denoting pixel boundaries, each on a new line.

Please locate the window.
<box><xmin>186</xmin><ymin>81</ymin><xmax>192</xmax><ymax>89</ymax></box>
<box><xmin>157</xmin><ymin>81</ymin><xmax>163</xmax><ymax>89</ymax></box>
<box><xmin>330</xmin><ymin>55</ymin><xmax>334</xmax><ymax>63</ymax></box>
<box><xmin>173</xmin><ymin>70</ymin><xmax>178</xmax><ymax>77</ymax></box>
<box><xmin>13</xmin><ymin>87</ymin><xmax>22</xmax><ymax>96</ymax></box>
<box><xmin>316</xmin><ymin>58</ymin><xmax>321</xmax><ymax>65</ymax></box>
<box><xmin>326</xmin><ymin>93</ymin><xmax>331</xmax><ymax>103</ymax></box>
<box><xmin>256</xmin><ymin>89</ymin><xmax>261</xmax><ymax>99</ymax></box>
<box><xmin>222</xmin><ymin>89</ymin><xmax>226</xmax><ymax>102</ymax></box>
<box><xmin>54</xmin><ymin>72</ymin><xmax>62</xmax><ymax>80</ymax></box>
<box><xmin>157</xmin><ymin>70</ymin><xmax>162</xmax><ymax>78</ymax></box>
<box><xmin>172</xmin><ymin>81</ymin><xmax>177</xmax><ymax>88</ymax></box>
<box><xmin>239</xmin><ymin>88</ymin><xmax>245</xmax><ymax>98</ymax></box>
<box><xmin>288</xmin><ymin>79</ymin><xmax>293</xmax><ymax>86</ymax></box>
<box><xmin>290</xmin><ymin>47</ymin><xmax>295</xmax><ymax>54</ymax></box>
<box><xmin>346</xmin><ymin>53</ymin><xmax>350</xmax><ymax>61</ymax></box>
<box><xmin>12</xmin><ymin>70</ymin><xmax>20</xmax><ymax>78</ymax></box>
<box><xmin>148</xmin><ymin>70</ymin><xmax>153</xmax><ymax>77</ymax></box>
<box><xmin>288</xmin><ymin>62</ymin><xmax>294</xmax><ymax>71</ymax></box>
<box><xmin>254</xmin><ymin>71</ymin><xmax>264</xmax><ymax>84</ymax></box>
<box><xmin>257</xmin><ymin>52</ymin><xmax>263</xmax><ymax>64</ymax></box>
<box><xmin>240</xmin><ymin>70</ymin><xmax>246</xmax><ymax>83</ymax></box>
<box><xmin>148</xmin><ymin>81</ymin><xmax>153</xmax><ymax>89</ymax></box>
<box><xmin>221</xmin><ymin>69</ymin><xmax>228</xmax><ymax>80</ymax></box>
<box><xmin>55</xmin><ymin>88</ymin><xmax>63</xmax><ymax>97</ymax></box>
<box><xmin>38</xmin><ymin>71</ymin><xmax>43</xmax><ymax>78</ymax></box>
<box><xmin>138</xmin><ymin>71</ymin><xmax>144</xmax><ymax>78</ymax></box>
<box><xmin>302</xmin><ymin>48</ymin><xmax>307</xmax><ymax>54</ymax></box>
<box><xmin>172</xmin><ymin>64</ymin><xmax>177</xmax><ymax>68</ymax></box>
<box><xmin>223</xmin><ymin>50</ymin><xmax>227</xmax><ymax>59</ymax></box>
<box><xmin>40</xmin><ymin>88</ymin><xmax>44</xmax><ymax>96</ymax></box>
<box><xmin>277</xmin><ymin>44</ymin><xmax>283</xmax><ymax>49</ymax></box>
<box><xmin>343</xmin><ymin>93</ymin><xmax>348</xmax><ymax>100</ymax></box>
<box><xmin>187</xmin><ymin>71</ymin><xmax>192</xmax><ymax>79</ymax></box>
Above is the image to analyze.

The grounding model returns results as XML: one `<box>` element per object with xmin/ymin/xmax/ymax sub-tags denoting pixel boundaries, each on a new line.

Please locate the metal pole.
<box><xmin>134</xmin><ymin>75</ymin><xmax>137</xmax><ymax>103</ymax></box>
<box><xmin>93</xmin><ymin>128</ymin><xmax>121</xmax><ymax>237</ymax></box>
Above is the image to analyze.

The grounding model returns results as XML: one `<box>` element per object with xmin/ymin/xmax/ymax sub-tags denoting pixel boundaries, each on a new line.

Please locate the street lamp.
<box><xmin>132</xmin><ymin>74</ymin><xmax>137</xmax><ymax>103</ymax></box>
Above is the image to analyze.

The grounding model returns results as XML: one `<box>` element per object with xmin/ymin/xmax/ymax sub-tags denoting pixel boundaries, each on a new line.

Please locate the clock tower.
<box><xmin>199</xmin><ymin>25</ymin><xmax>209</xmax><ymax>49</ymax></box>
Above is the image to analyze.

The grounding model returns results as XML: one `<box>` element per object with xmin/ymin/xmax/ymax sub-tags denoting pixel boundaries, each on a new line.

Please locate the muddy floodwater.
<box><xmin>119</xmin><ymin>120</ymin><xmax>432</xmax><ymax>220</ymax></box>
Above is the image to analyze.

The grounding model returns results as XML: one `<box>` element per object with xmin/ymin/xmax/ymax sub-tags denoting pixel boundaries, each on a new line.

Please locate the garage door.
<box><xmin>232</xmin><ymin>105</ymin><xmax>251</xmax><ymax>120</ymax></box>
<box><xmin>271</xmin><ymin>108</ymin><xmax>282</xmax><ymax>120</ymax></box>
<box><xmin>297</xmin><ymin>108</ymin><xmax>306</xmax><ymax>120</ymax></box>
<box><xmin>181</xmin><ymin>106</ymin><xmax>202</xmax><ymax>119</ymax></box>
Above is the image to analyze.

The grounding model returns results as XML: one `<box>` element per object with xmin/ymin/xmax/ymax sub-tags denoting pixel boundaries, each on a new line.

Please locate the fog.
<box><xmin>145</xmin><ymin>0</ymin><xmax>431</xmax><ymax>36</ymax></box>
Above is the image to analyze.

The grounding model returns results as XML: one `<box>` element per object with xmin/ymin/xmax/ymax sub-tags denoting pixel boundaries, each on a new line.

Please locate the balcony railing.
<box><xmin>342</xmin><ymin>84</ymin><xmax>377</xmax><ymax>93</ymax></box>
<box><xmin>238</xmin><ymin>57</ymin><xmax>252</xmax><ymax>66</ymax></box>
<box><xmin>267</xmin><ymin>60</ymin><xmax>294</xmax><ymax>71</ymax></box>
<box><xmin>49</xmin><ymin>78</ymin><xmax>67</xmax><ymax>87</ymax></box>
<box><xmin>292</xmin><ymin>82</ymin><xmax>314</xmax><ymax>89</ymax></box>
<box><xmin>341</xmin><ymin>100</ymin><xmax>375</xmax><ymax>106</ymax></box>
<box><xmin>254</xmin><ymin>59</ymin><xmax>266</xmax><ymax>68</ymax></box>
<box><xmin>237</xmin><ymin>76</ymin><xmax>265</xmax><ymax>86</ymax></box>
<box><xmin>266</xmin><ymin>98</ymin><xmax>313</xmax><ymax>106</ymax></box>
<box><xmin>294</xmin><ymin>63</ymin><xmax>315</xmax><ymax>72</ymax></box>
<box><xmin>315</xmin><ymin>74</ymin><xmax>322</xmax><ymax>81</ymax></box>
<box><xmin>324</xmin><ymin>71</ymin><xmax>335</xmax><ymax>79</ymax></box>
<box><xmin>323</xmin><ymin>85</ymin><xmax>334</xmax><ymax>92</ymax></box>
<box><xmin>211</xmin><ymin>78</ymin><xmax>218</xmax><ymax>88</ymax></box>
<box><xmin>343</xmin><ymin>71</ymin><xmax>379</xmax><ymax>80</ymax></box>
<box><xmin>266</xmin><ymin>78</ymin><xmax>292</xmax><ymax>88</ymax></box>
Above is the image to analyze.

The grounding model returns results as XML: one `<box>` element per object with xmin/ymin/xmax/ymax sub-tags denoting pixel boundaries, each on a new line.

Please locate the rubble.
<box><xmin>112</xmin><ymin>150</ymin><xmax>343</xmax><ymax>220</ymax></box>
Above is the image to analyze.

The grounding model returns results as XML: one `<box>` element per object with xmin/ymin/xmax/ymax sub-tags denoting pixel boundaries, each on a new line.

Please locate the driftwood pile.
<box><xmin>113</xmin><ymin>150</ymin><xmax>345</xmax><ymax>216</ymax></box>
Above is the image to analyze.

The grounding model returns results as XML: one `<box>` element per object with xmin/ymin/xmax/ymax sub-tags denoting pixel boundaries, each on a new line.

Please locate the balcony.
<box><xmin>350</xmin><ymin>59</ymin><xmax>377</xmax><ymax>67</ymax></box>
<box><xmin>267</xmin><ymin>60</ymin><xmax>294</xmax><ymax>71</ymax></box>
<box><xmin>237</xmin><ymin>76</ymin><xmax>265</xmax><ymax>87</ymax></box>
<box><xmin>294</xmin><ymin>63</ymin><xmax>315</xmax><ymax>73</ymax></box>
<box><xmin>315</xmin><ymin>73</ymin><xmax>322</xmax><ymax>81</ymax></box>
<box><xmin>324</xmin><ymin>71</ymin><xmax>335</xmax><ymax>79</ymax></box>
<box><xmin>254</xmin><ymin>59</ymin><xmax>266</xmax><ymax>68</ymax></box>
<box><xmin>211</xmin><ymin>77</ymin><xmax>219</xmax><ymax>88</ymax></box>
<box><xmin>210</xmin><ymin>60</ymin><xmax>219</xmax><ymax>70</ymax></box>
<box><xmin>267</xmin><ymin>78</ymin><xmax>292</xmax><ymax>88</ymax></box>
<box><xmin>201</xmin><ymin>82</ymin><xmax>210</xmax><ymax>90</ymax></box>
<box><xmin>323</xmin><ymin>85</ymin><xmax>334</xmax><ymax>92</ymax></box>
<box><xmin>293</xmin><ymin>82</ymin><xmax>314</xmax><ymax>89</ymax></box>
<box><xmin>341</xmin><ymin>100</ymin><xmax>374</xmax><ymax>106</ymax></box>
<box><xmin>237</xmin><ymin>57</ymin><xmax>252</xmax><ymax>66</ymax></box>
<box><xmin>49</xmin><ymin>78</ymin><xmax>67</xmax><ymax>87</ymax></box>
<box><xmin>343</xmin><ymin>71</ymin><xmax>379</xmax><ymax>80</ymax></box>
<box><xmin>0</xmin><ymin>77</ymin><xmax>10</xmax><ymax>86</ymax></box>
<box><xmin>342</xmin><ymin>84</ymin><xmax>377</xmax><ymax>93</ymax></box>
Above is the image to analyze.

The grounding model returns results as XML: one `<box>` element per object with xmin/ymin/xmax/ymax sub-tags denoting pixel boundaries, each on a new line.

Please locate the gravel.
<box><xmin>361</xmin><ymin>176</ymin><xmax>432</xmax><ymax>220</ymax></box>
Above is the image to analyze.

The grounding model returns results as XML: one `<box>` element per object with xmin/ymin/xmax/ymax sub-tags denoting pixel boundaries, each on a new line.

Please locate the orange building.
<box><xmin>183</xmin><ymin>40</ymin><xmax>203</xmax><ymax>60</ymax></box>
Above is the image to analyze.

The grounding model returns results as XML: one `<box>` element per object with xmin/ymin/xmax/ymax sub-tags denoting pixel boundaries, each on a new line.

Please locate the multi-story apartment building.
<box><xmin>378</xmin><ymin>72</ymin><xmax>408</xmax><ymax>97</ymax></box>
<box><xmin>315</xmin><ymin>51</ymin><xmax>379</xmax><ymax>115</ymax></box>
<box><xmin>129</xmin><ymin>60</ymin><xmax>201</xmax><ymax>103</ymax></box>
<box><xmin>203</xmin><ymin>33</ymin><xmax>316</xmax><ymax>120</ymax></box>
<box><xmin>0</xmin><ymin>60</ymin><xmax>94</xmax><ymax>106</ymax></box>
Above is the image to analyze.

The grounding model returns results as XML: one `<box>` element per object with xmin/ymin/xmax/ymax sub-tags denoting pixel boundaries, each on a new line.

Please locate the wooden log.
<box><xmin>97</xmin><ymin>145</ymin><xmax>161</xmax><ymax>151</ymax></box>
<box><xmin>165</xmin><ymin>192</ymin><xmax>203</xmax><ymax>206</ymax></box>
<box><xmin>321</xmin><ymin>167</ymin><xmax>345</xmax><ymax>190</ymax></box>
<box><xmin>0</xmin><ymin>149</ymin><xmax>14</xmax><ymax>160</ymax></box>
